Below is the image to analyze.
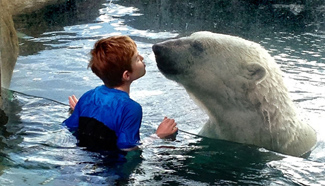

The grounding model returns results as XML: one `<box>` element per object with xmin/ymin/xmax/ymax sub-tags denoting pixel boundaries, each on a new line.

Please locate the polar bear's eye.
<box><xmin>191</xmin><ymin>41</ymin><xmax>204</xmax><ymax>54</ymax></box>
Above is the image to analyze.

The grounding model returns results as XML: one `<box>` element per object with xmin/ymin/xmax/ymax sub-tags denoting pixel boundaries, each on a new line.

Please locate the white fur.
<box><xmin>153</xmin><ymin>31</ymin><xmax>317</xmax><ymax>157</ymax></box>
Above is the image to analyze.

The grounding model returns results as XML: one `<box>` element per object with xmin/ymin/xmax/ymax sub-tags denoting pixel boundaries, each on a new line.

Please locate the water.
<box><xmin>1</xmin><ymin>0</ymin><xmax>325</xmax><ymax>185</ymax></box>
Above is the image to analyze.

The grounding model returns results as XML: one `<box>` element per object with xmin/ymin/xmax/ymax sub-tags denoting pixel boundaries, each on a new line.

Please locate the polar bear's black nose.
<box><xmin>152</xmin><ymin>43</ymin><xmax>178</xmax><ymax>74</ymax></box>
<box><xmin>152</xmin><ymin>43</ymin><xmax>170</xmax><ymax>65</ymax></box>
<box><xmin>152</xmin><ymin>44</ymin><xmax>163</xmax><ymax>56</ymax></box>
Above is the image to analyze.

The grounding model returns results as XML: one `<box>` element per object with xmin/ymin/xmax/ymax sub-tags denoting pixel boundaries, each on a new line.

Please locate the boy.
<box><xmin>63</xmin><ymin>36</ymin><xmax>178</xmax><ymax>154</ymax></box>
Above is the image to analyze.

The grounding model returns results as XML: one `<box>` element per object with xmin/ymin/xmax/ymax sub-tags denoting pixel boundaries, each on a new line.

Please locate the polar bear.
<box><xmin>152</xmin><ymin>31</ymin><xmax>317</xmax><ymax>157</ymax></box>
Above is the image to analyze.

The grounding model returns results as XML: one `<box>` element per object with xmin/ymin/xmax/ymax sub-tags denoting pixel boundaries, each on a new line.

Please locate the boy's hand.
<box><xmin>156</xmin><ymin>117</ymin><xmax>178</xmax><ymax>139</ymax></box>
<box><xmin>68</xmin><ymin>95</ymin><xmax>78</xmax><ymax>111</ymax></box>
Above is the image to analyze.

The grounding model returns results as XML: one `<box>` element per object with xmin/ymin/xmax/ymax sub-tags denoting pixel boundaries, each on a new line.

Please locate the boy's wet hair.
<box><xmin>89</xmin><ymin>35</ymin><xmax>137</xmax><ymax>87</ymax></box>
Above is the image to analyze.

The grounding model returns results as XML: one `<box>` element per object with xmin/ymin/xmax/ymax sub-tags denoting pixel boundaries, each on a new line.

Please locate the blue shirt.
<box><xmin>63</xmin><ymin>85</ymin><xmax>142</xmax><ymax>150</ymax></box>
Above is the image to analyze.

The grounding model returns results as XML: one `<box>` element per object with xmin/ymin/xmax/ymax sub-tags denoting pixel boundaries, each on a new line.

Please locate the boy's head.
<box><xmin>89</xmin><ymin>35</ymin><xmax>138</xmax><ymax>88</ymax></box>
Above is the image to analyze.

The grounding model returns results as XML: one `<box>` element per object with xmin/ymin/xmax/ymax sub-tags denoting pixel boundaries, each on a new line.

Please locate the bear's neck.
<box><xmin>188</xmin><ymin>75</ymin><xmax>305</xmax><ymax>148</ymax></box>
<box><xmin>191</xmin><ymin>90</ymin><xmax>266</xmax><ymax>138</ymax></box>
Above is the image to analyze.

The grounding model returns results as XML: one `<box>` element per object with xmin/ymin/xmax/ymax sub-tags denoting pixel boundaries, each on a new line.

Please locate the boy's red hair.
<box><xmin>89</xmin><ymin>36</ymin><xmax>137</xmax><ymax>87</ymax></box>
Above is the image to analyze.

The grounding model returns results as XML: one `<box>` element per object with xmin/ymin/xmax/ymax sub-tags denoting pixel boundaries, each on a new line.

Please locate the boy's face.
<box><xmin>129</xmin><ymin>50</ymin><xmax>146</xmax><ymax>81</ymax></box>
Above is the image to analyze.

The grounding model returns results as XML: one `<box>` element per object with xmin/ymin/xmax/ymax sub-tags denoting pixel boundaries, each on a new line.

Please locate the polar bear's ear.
<box><xmin>245</xmin><ymin>63</ymin><xmax>266</xmax><ymax>83</ymax></box>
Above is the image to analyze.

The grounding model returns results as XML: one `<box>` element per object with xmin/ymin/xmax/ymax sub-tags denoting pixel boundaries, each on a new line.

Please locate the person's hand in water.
<box><xmin>156</xmin><ymin>117</ymin><xmax>178</xmax><ymax>139</ymax></box>
<box><xmin>69</xmin><ymin>95</ymin><xmax>78</xmax><ymax>111</ymax></box>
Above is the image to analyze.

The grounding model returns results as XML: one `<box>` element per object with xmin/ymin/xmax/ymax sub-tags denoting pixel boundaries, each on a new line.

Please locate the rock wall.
<box><xmin>0</xmin><ymin>0</ymin><xmax>67</xmax><ymax>122</ymax></box>
<box><xmin>0</xmin><ymin>0</ymin><xmax>19</xmax><ymax>89</ymax></box>
<box><xmin>0</xmin><ymin>0</ymin><xmax>66</xmax><ymax>89</ymax></box>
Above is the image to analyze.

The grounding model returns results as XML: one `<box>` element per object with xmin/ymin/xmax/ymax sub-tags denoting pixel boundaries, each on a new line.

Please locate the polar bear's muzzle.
<box><xmin>152</xmin><ymin>41</ymin><xmax>181</xmax><ymax>75</ymax></box>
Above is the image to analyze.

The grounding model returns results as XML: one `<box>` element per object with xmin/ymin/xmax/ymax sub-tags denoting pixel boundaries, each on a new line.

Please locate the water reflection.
<box><xmin>118</xmin><ymin>0</ymin><xmax>325</xmax><ymax>40</ymax></box>
<box><xmin>14</xmin><ymin>0</ymin><xmax>325</xmax><ymax>56</ymax></box>
<box><xmin>138</xmin><ymin>137</ymin><xmax>286</xmax><ymax>185</ymax></box>
<box><xmin>13</xmin><ymin>0</ymin><xmax>107</xmax><ymax>56</ymax></box>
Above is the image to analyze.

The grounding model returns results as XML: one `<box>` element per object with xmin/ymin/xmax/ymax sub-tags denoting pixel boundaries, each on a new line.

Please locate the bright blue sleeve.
<box><xmin>116</xmin><ymin>102</ymin><xmax>142</xmax><ymax>149</ymax></box>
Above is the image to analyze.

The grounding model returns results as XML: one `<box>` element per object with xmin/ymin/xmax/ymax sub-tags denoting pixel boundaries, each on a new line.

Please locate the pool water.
<box><xmin>1</xmin><ymin>0</ymin><xmax>325</xmax><ymax>185</ymax></box>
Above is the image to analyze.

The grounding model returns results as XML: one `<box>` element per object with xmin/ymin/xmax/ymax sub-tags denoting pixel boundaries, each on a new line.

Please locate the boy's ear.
<box><xmin>122</xmin><ymin>70</ymin><xmax>131</xmax><ymax>81</ymax></box>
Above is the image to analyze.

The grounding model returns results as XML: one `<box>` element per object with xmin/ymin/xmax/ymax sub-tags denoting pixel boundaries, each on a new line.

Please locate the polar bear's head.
<box><xmin>152</xmin><ymin>31</ymin><xmax>316</xmax><ymax>157</ymax></box>
<box><xmin>152</xmin><ymin>31</ymin><xmax>276</xmax><ymax>104</ymax></box>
